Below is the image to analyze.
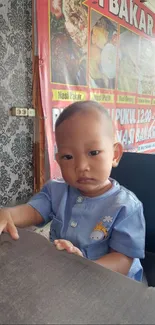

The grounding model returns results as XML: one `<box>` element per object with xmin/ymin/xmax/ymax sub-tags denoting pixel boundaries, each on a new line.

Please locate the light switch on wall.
<box><xmin>10</xmin><ymin>107</ymin><xmax>28</xmax><ymax>116</ymax></box>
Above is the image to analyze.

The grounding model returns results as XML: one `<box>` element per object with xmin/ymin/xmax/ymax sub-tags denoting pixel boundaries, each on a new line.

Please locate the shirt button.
<box><xmin>70</xmin><ymin>221</ymin><xmax>78</xmax><ymax>228</ymax></box>
<box><xmin>76</xmin><ymin>196</ymin><xmax>83</xmax><ymax>203</ymax></box>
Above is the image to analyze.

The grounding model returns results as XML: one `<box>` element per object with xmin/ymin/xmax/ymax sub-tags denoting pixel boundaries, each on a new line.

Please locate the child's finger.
<box><xmin>62</xmin><ymin>240</ymin><xmax>74</xmax><ymax>253</ymax></box>
<box><xmin>54</xmin><ymin>239</ymin><xmax>83</xmax><ymax>257</ymax></box>
<box><xmin>73</xmin><ymin>247</ymin><xmax>83</xmax><ymax>257</ymax></box>
<box><xmin>0</xmin><ymin>219</ymin><xmax>7</xmax><ymax>235</ymax></box>
<box><xmin>55</xmin><ymin>240</ymin><xmax>75</xmax><ymax>254</ymax></box>
<box><xmin>57</xmin><ymin>241</ymin><xmax>83</xmax><ymax>256</ymax></box>
<box><xmin>55</xmin><ymin>239</ymin><xmax>73</xmax><ymax>250</ymax></box>
<box><xmin>7</xmin><ymin>221</ymin><xmax>19</xmax><ymax>240</ymax></box>
<box><xmin>54</xmin><ymin>239</ymin><xmax>70</xmax><ymax>246</ymax></box>
<box><xmin>56</xmin><ymin>243</ymin><xmax>69</xmax><ymax>251</ymax></box>
<box><xmin>56</xmin><ymin>243</ymin><xmax>66</xmax><ymax>251</ymax></box>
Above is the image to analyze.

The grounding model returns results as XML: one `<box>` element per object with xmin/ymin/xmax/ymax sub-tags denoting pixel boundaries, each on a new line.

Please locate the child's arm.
<box><xmin>54</xmin><ymin>240</ymin><xmax>132</xmax><ymax>275</ymax></box>
<box><xmin>94</xmin><ymin>249</ymin><xmax>133</xmax><ymax>275</ymax></box>
<box><xmin>0</xmin><ymin>205</ymin><xmax>43</xmax><ymax>239</ymax></box>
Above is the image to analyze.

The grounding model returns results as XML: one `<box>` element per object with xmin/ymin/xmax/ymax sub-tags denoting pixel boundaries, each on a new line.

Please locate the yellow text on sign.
<box><xmin>117</xmin><ymin>95</ymin><xmax>135</xmax><ymax>104</ymax></box>
<box><xmin>138</xmin><ymin>97</ymin><xmax>151</xmax><ymax>105</ymax></box>
<box><xmin>52</xmin><ymin>90</ymin><xmax>86</xmax><ymax>101</ymax></box>
<box><xmin>90</xmin><ymin>93</ymin><xmax>114</xmax><ymax>103</ymax></box>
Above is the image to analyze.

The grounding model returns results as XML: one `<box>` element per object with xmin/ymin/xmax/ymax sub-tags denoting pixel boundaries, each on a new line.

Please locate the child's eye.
<box><xmin>88</xmin><ymin>150</ymin><xmax>100</xmax><ymax>156</ymax></box>
<box><xmin>61</xmin><ymin>155</ymin><xmax>73</xmax><ymax>160</ymax></box>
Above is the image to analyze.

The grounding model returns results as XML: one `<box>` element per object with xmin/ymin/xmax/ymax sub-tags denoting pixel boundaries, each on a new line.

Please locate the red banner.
<box><xmin>37</xmin><ymin>0</ymin><xmax>155</xmax><ymax>178</ymax></box>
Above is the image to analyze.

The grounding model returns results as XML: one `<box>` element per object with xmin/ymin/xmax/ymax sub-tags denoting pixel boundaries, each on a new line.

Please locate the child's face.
<box><xmin>56</xmin><ymin>110</ymin><xmax>122</xmax><ymax>197</ymax></box>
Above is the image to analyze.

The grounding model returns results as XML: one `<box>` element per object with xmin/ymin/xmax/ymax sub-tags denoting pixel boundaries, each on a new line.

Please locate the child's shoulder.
<box><xmin>110</xmin><ymin>178</ymin><xmax>143</xmax><ymax>214</ymax></box>
<box><xmin>118</xmin><ymin>183</ymin><xmax>140</xmax><ymax>204</ymax></box>
<box><xmin>44</xmin><ymin>178</ymin><xmax>68</xmax><ymax>192</ymax></box>
<box><xmin>41</xmin><ymin>178</ymin><xmax>69</xmax><ymax>204</ymax></box>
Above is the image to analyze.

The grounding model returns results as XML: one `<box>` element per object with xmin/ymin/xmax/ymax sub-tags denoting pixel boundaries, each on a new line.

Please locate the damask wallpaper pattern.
<box><xmin>0</xmin><ymin>0</ymin><xmax>34</xmax><ymax>207</ymax></box>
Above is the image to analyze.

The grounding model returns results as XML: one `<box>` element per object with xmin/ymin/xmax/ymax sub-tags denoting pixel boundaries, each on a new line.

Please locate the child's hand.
<box><xmin>54</xmin><ymin>239</ymin><xmax>83</xmax><ymax>257</ymax></box>
<box><xmin>0</xmin><ymin>209</ymin><xmax>19</xmax><ymax>240</ymax></box>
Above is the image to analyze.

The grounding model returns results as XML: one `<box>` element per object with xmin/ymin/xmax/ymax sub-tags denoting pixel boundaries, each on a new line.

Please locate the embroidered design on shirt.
<box><xmin>90</xmin><ymin>222</ymin><xmax>108</xmax><ymax>241</ymax></box>
<box><xmin>103</xmin><ymin>216</ymin><xmax>113</xmax><ymax>223</ymax></box>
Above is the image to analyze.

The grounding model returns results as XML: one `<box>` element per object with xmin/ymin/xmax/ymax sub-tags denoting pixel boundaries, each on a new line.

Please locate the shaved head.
<box><xmin>55</xmin><ymin>100</ymin><xmax>114</xmax><ymax>140</ymax></box>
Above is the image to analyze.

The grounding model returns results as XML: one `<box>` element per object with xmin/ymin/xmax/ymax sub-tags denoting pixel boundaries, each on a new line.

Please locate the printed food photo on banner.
<box><xmin>50</xmin><ymin>0</ymin><xmax>88</xmax><ymax>86</ymax></box>
<box><xmin>89</xmin><ymin>10</ymin><xmax>118</xmax><ymax>89</ymax></box>
<box><xmin>36</xmin><ymin>0</ymin><xmax>155</xmax><ymax>179</ymax></box>
<box><xmin>138</xmin><ymin>38</ymin><xmax>155</xmax><ymax>95</ymax></box>
<box><xmin>118</xmin><ymin>27</ymin><xmax>139</xmax><ymax>93</ymax></box>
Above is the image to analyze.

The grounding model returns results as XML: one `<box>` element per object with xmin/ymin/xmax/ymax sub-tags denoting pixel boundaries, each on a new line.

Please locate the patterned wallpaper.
<box><xmin>0</xmin><ymin>0</ymin><xmax>34</xmax><ymax>207</ymax></box>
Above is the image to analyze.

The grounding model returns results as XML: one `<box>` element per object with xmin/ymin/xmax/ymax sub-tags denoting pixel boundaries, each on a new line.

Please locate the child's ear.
<box><xmin>112</xmin><ymin>142</ymin><xmax>123</xmax><ymax>167</ymax></box>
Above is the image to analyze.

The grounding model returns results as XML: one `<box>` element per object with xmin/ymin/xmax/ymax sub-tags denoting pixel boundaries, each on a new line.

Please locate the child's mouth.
<box><xmin>77</xmin><ymin>177</ymin><xmax>95</xmax><ymax>184</ymax></box>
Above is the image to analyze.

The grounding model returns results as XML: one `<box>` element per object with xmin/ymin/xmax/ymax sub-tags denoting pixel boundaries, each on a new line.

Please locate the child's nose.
<box><xmin>75</xmin><ymin>156</ymin><xmax>90</xmax><ymax>172</ymax></box>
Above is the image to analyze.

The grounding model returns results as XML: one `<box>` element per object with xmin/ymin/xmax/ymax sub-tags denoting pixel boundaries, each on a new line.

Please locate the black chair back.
<box><xmin>111</xmin><ymin>152</ymin><xmax>155</xmax><ymax>253</ymax></box>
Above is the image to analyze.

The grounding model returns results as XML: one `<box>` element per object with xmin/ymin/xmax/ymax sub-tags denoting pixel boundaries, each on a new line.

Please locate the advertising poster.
<box><xmin>37</xmin><ymin>0</ymin><xmax>155</xmax><ymax>178</ymax></box>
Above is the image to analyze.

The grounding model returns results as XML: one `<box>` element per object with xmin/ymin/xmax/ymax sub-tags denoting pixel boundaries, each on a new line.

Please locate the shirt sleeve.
<box><xmin>109</xmin><ymin>202</ymin><xmax>145</xmax><ymax>259</ymax></box>
<box><xmin>27</xmin><ymin>181</ymin><xmax>53</xmax><ymax>227</ymax></box>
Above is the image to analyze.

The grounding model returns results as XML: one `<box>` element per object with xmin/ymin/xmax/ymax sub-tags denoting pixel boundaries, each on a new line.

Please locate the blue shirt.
<box><xmin>28</xmin><ymin>178</ymin><xmax>145</xmax><ymax>281</ymax></box>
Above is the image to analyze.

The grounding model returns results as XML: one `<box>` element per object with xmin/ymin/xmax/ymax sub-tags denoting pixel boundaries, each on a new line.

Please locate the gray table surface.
<box><xmin>0</xmin><ymin>229</ymin><xmax>155</xmax><ymax>324</ymax></box>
